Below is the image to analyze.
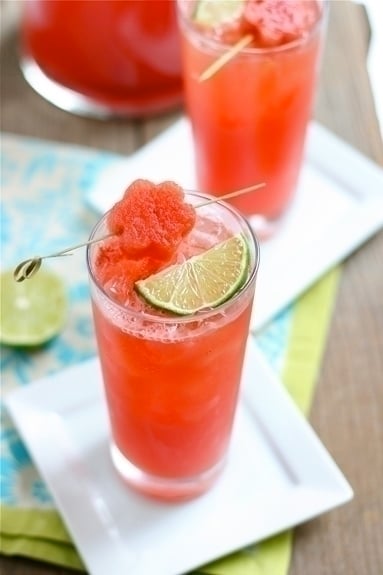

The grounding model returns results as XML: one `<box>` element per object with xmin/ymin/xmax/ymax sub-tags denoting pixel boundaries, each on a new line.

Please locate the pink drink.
<box><xmin>178</xmin><ymin>0</ymin><xmax>327</xmax><ymax>236</ymax></box>
<box><xmin>87</xmin><ymin>187</ymin><xmax>259</xmax><ymax>500</ymax></box>
<box><xmin>21</xmin><ymin>0</ymin><xmax>183</xmax><ymax>117</ymax></box>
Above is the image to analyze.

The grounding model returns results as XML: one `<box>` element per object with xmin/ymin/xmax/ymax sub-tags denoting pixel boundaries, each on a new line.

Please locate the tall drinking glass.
<box><xmin>177</xmin><ymin>0</ymin><xmax>328</xmax><ymax>237</ymax></box>
<box><xmin>87</xmin><ymin>191</ymin><xmax>259</xmax><ymax>500</ymax></box>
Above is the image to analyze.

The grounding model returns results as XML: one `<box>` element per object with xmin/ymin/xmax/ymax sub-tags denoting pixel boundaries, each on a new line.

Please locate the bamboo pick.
<box><xmin>196</xmin><ymin>182</ymin><xmax>265</xmax><ymax>207</ymax></box>
<box><xmin>198</xmin><ymin>33</ymin><xmax>253</xmax><ymax>82</ymax></box>
<box><xmin>13</xmin><ymin>182</ymin><xmax>265</xmax><ymax>282</ymax></box>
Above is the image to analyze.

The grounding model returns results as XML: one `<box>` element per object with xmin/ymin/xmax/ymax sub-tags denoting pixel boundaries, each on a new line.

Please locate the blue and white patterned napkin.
<box><xmin>1</xmin><ymin>133</ymin><xmax>293</xmax><ymax>512</ymax></box>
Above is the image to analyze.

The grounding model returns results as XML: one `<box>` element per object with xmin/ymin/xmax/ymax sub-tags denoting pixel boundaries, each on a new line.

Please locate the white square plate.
<box><xmin>5</xmin><ymin>338</ymin><xmax>353</xmax><ymax>575</ymax></box>
<box><xmin>87</xmin><ymin>118</ymin><xmax>383</xmax><ymax>332</ymax></box>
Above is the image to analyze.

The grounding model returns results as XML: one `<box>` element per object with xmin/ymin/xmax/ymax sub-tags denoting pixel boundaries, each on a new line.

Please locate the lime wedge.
<box><xmin>135</xmin><ymin>234</ymin><xmax>249</xmax><ymax>315</ymax></box>
<box><xmin>194</xmin><ymin>0</ymin><xmax>245</xmax><ymax>26</ymax></box>
<box><xmin>0</xmin><ymin>268</ymin><xmax>68</xmax><ymax>346</ymax></box>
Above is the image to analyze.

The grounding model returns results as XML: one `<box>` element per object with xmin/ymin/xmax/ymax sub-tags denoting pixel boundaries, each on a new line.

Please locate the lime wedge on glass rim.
<box><xmin>135</xmin><ymin>234</ymin><xmax>249</xmax><ymax>315</ymax></box>
<box><xmin>0</xmin><ymin>268</ymin><xmax>68</xmax><ymax>346</ymax></box>
<box><xmin>193</xmin><ymin>0</ymin><xmax>245</xmax><ymax>26</ymax></box>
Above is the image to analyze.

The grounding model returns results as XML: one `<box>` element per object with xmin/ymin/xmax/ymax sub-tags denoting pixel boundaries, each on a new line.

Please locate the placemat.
<box><xmin>0</xmin><ymin>133</ymin><xmax>340</xmax><ymax>574</ymax></box>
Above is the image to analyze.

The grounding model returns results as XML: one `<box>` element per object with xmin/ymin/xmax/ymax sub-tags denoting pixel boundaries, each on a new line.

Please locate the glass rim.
<box><xmin>177</xmin><ymin>0</ymin><xmax>328</xmax><ymax>56</ymax></box>
<box><xmin>87</xmin><ymin>190</ymin><xmax>260</xmax><ymax>325</ymax></box>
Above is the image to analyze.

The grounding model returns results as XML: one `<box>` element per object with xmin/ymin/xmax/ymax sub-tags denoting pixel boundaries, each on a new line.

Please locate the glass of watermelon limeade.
<box><xmin>20</xmin><ymin>0</ymin><xmax>182</xmax><ymax>117</ymax></box>
<box><xmin>177</xmin><ymin>0</ymin><xmax>328</xmax><ymax>237</ymax></box>
<box><xmin>87</xmin><ymin>180</ymin><xmax>259</xmax><ymax>500</ymax></box>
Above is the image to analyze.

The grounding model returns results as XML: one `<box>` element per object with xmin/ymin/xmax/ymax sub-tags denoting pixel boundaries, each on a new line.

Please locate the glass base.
<box><xmin>248</xmin><ymin>213</ymin><xmax>283</xmax><ymax>241</ymax></box>
<box><xmin>110</xmin><ymin>443</ymin><xmax>226</xmax><ymax>502</ymax></box>
<box><xmin>20</xmin><ymin>56</ymin><xmax>183</xmax><ymax>119</ymax></box>
<box><xmin>247</xmin><ymin>191</ymin><xmax>300</xmax><ymax>241</ymax></box>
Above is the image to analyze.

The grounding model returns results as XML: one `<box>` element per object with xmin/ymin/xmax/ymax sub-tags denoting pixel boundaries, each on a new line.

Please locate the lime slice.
<box><xmin>194</xmin><ymin>0</ymin><xmax>245</xmax><ymax>26</ymax></box>
<box><xmin>136</xmin><ymin>234</ymin><xmax>249</xmax><ymax>315</ymax></box>
<box><xmin>0</xmin><ymin>268</ymin><xmax>68</xmax><ymax>346</ymax></box>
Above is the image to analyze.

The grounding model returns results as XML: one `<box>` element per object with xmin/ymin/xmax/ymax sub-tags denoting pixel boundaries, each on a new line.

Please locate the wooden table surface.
<box><xmin>1</xmin><ymin>1</ymin><xmax>382</xmax><ymax>574</ymax></box>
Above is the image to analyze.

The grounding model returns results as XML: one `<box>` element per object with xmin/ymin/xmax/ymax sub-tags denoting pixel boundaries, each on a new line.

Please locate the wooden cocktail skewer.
<box><xmin>13</xmin><ymin>235</ymin><xmax>116</xmax><ymax>283</ymax></box>
<box><xmin>196</xmin><ymin>182</ymin><xmax>264</xmax><ymax>207</ymax></box>
<box><xmin>198</xmin><ymin>34</ymin><xmax>253</xmax><ymax>82</ymax></box>
<box><xmin>13</xmin><ymin>182</ymin><xmax>265</xmax><ymax>282</ymax></box>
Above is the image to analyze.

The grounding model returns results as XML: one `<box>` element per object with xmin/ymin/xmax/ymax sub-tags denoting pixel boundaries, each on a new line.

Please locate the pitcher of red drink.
<box><xmin>20</xmin><ymin>0</ymin><xmax>183</xmax><ymax>118</ymax></box>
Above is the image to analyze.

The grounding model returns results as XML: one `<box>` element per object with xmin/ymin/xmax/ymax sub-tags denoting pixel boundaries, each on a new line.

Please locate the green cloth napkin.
<box><xmin>0</xmin><ymin>267</ymin><xmax>340</xmax><ymax>574</ymax></box>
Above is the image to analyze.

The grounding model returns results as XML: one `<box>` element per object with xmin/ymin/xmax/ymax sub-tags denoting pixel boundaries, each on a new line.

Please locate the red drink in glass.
<box><xmin>87</xmin><ymin>189</ymin><xmax>259</xmax><ymax>500</ymax></box>
<box><xmin>178</xmin><ymin>0</ymin><xmax>328</xmax><ymax>236</ymax></box>
<box><xmin>21</xmin><ymin>0</ymin><xmax>183</xmax><ymax>117</ymax></box>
